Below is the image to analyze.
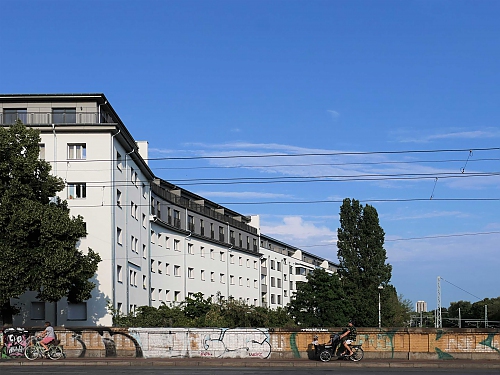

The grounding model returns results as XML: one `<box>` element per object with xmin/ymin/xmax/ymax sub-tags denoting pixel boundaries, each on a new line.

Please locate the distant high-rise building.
<box><xmin>416</xmin><ymin>300</ymin><xmax>428</xmax><ymax>313</ymax></box>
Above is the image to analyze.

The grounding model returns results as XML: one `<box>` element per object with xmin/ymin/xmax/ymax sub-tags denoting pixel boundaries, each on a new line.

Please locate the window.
<box><xmin>277</xmin><ymin>262</ymin><xmax>281</xmax><ymax>272</ymax></box>
<box><xmin>53</xmin><ymin>108</ymin><xmax>76</xmax><ymax>123</ymax></box>
<box><xmin>230</xmin><ymin>254</ymin><xmax>234</xmax><ymax>264</ymax></box>
<box><xmin>277</xmin><ymin>295</ymin><xmax>282</xmax><ymax>305</ymax></box>
<box><xmin>246</xmin><ymin>259</ymin><xmax>250</xmax><ymax>268</ymax></box>
<box><xmin>220</xmin><ymin>273</ymin><xmax>225</xmax><ymax>284</ymax></box>
<box><xmin>131</xmin><ymin>236</ymin><xmax>138</xmax><ymax>253</ymax></box>
<box><xmin>68</xmin><ymin>183</ymin><xmax>86</xmax><ymax>199</ymax></box>
<box><xmin>230</xmin><ymin>275</ymin><xmax>235</xmax><ymax>285</ymax></box>
<box><xmin>150</xmin><ymin>260</ymin><xmax>155</xmax><ymax>273</ymax></box>
<box><xmin>142</xmin><ymin>213</ymin><xmax>146</xmax><ymax>228</ymax></box>
<box><xmin>31</xmin><ymin>302</ymin><xmax>45</xmax><ymax>320</ymax></box>
<box><xmin>174</xmin><ymin>291</ymin><xmax>180</xmax><ymax>302</ymax></box>
<box><xmin>117</xmin><ymin>190</ymin><xmax>122</xmax><ymax>207</ymax></box>
<box><xmin>142</xmin><ymin>183</ymin><xmax>147</xmax><ymax>198</ymax></box>
<box><xmin>200</xmin><ymin>246</ymin><xmax>205</xmax><ymax>257</ymax></box>
<box><xmin>247</xmin><ymin>278</ymin><xmax>250</xmax><ymax>287</ymax></box>
<box><xmin>174</xmin><ymin>239</ymin><xmax>180</xmax><ymax>251</ymax></box>
<box><xmin>117</xmin><ymin>265</ymin><xmax>123</xmax><ymax>282</ymax></box>
<box><xmin>174</xmin><ymin>265</ymin><xmax>180</xmax><ymax>276</ymax></box>
<box><xmin>130</xmin><ymin>167</ymin><xmax>137</xmax><ymax>185</ymax></box>
<box><xmin>116</xmin><ymin>227</ymin><xmax>122</xmax><ymax>245</ymax></box>
<box><xmin>254</xmin><ymin>279</ymin><xmax>258</xmax><ymax>288</ymax></box>
<box><xmin>151</xmin><ymin>288</ymin><xmax>156</xmax><ymax>301</ymax></box>
<box><xmin>151</xmin><ymin>230</ymin><xmax>155</xmax><ymax>244</ymax></box>
<box><xmin>131</xmin><ymin>202</ymin><xmax>138</xmax><ymax>219</ymax></box>
<box><xmin>188</xmin><ymin>244</ymin><xmax>194</xmax><ymax>255</ymax></box>
<box><xmin>67</xmin><ymin>302</ymin><xmax>87</xmax><ymax>321</ymax></box>
<box><xmin>143</xmin><ymin>275</ymin><xmax>147</xmax><ymax>289</ymax></box>
<box><xmin>254</xmin><ymin>260</ymin><xmax>258</xmax><ymax>269</ymax></box>
<box><xmin>68</xmin><ymin>143</ymin><xmax>86</xmax><ymax>160</ymax></box>
<box><xmin>173</xmin><ymin>210</ymin><xmax>181</xmax><ymax>228</ymax></box>
<box><xmin>230</xmin><ymin>230</ymin><xmax>235</xmax><ymax>245</ymax></box>
<box><xmin>158</xmin><ymin>233</ymin><xmax>162</xmax><ymax>246</ymax></box>
<box><xmin>188</xmin><ymin>268</ymin><xmax>194</xmax><ymax>279</ymax></box>
<box><xmin>271</xmin><ymin>294</ymin><xmax>275</xmax><ymax>304</ymax></box>
<box><xmin>201</xmin><ymin>270</ymin><xmax>205</xmax><ymax>281</ymax></box>
<box><xmin>210</xmin><ymin>272</ymin><xmax>215</xmax><ymax>282</ymax></box>
<box><xmin>277</xmin><ymin>278</ymin><xmax>282</xmax><ymax>288</ymax></box>
<box><xmin>165</xmin><ymin>290</ymin><xmax>170</xmax><ymax>301</ymax></box>
<box><xmin>165</xmin><ymin>263</ymin><xmax>170</xmax><ymax>275</ymax></box>
<box><xmin>239</xmin><ymin>257</ymin><xmax>243</xmax><ymax>266</ymax></box>
<box><xmin>3</xmin><ymin>108</ymin><xmax>27</xmax><ymax>124</ymax></box>
<box><xmin>271</xmin><ymin>260</ymin><xmax>275</xmax><ymax>270</ymax></box>
<box><xmin>39</xmin><ymin>144</ymin><xmax>45</xmax><ymax>160</ymax></box>
<box><xmin>116</xmin><ymin>152</ymin><xmax>122</xmax><ymax>170</ymax></box>
<box><xmin>142</xmin><ymin>244</ymin><xmax>147</xmax><ymax>259</ymax></box>
<box><xmin>284</xmin><ymin>290</ymin><xmax>288</xmax><ymax>297</ymax></box>
<box><xmin>188</xmin><ymin>215</ymin><xmax>194</xmax><ymax>231</ymax></box>
<box><xmin>238</xmin><ymin>277</ymin><xmax>242</xmax><ymax>286</ymax></box>
<box><xmin>220</xmin><ymin>251</ymin><xmax>225</xmax><ymax>262</ymax></box>
<box><xmin>219</xmin><ymin>226</ymin><xmax>224</xmax><ymax>242</ymax></box>
<box><xmin>246</xmin><ymin>236</ymin><xmax>250</xmax><ymax>250</ymax></box>
<box><xmin>200</xmin><ymin>219</ymin><xmax>204</xmax><ymax>236</ymax></box>
<box><xmin>158</xmin><ymin>261</ymin><xmax>162</xmax><ymax>274</ymax></box>
<box><xmin>271</xmin><ymin>277</ymin><xmax>275</xmax><ymax>287</ymax></box>
<box><xmin>210</xmin><ymin>249</ymin><xmax>214</xmax><ymax>259</ymax></box>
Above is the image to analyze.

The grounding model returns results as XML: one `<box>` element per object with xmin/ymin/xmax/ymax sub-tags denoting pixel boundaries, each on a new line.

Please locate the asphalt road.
<box><xmin>0</xmin><ymin>367</ymin><xmax>499</xmax><ymax>375</ymax></box>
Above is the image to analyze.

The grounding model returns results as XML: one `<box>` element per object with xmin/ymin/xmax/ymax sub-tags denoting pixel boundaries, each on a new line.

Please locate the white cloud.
<box><xmin>394</xmin><ymin>127</ymin><xmax>500</xmax><ymax>143</ymax></box>
<box><xmin>261</xmin><ymin>216</ymin><xmax>336</xmax><ymax>241</ymax></box>
<box><xmin>327</xmin><ymin>110</ymin><xmax>340</xmax><ymax>119</ymax></box>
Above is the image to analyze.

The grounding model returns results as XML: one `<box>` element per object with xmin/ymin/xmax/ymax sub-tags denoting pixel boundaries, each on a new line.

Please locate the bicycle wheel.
<box><xmin>319</xmin><ymin>350</ymin><xmax>332</xmax><ymax>362</ymax></box>
<box><xmin>24</xmin><ymin>346</ymin><xmax>40</xmax><ymax>360</ymax></box>
<box><xmin>350</xmin><ymin>347</ymin><xmax>364</xmax><ymax>362</ymax></box>
<box><xmin>48</xmin><ymin>346</ymin><xmax>64</xmax><ymax>360</ymax></box>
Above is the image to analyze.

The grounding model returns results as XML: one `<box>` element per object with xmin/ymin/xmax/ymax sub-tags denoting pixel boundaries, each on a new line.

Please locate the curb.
<box><xmin>2</xmin><ymin>358</ymin><xmax>500</xmax><ymax>369</ymax></box>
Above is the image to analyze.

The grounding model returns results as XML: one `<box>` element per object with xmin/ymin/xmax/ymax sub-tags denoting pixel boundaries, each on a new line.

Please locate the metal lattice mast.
<box><xmin>436</xmin><ymin>276</ymin><xmax>442</xmax><ymax>328</ymax></box>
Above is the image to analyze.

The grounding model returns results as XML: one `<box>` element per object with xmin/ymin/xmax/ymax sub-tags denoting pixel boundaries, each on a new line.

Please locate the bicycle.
<box><xmin>24</xmin><ymin>336</ymin><xmax>65</xmax><ymax>360</ymax></box>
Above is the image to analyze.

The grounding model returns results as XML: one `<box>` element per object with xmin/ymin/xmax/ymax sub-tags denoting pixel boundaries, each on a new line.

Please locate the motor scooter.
<box><xmin>315</xmin><ymin>333</ymin><xmax>364</xmax><ymax>362</ymax></box>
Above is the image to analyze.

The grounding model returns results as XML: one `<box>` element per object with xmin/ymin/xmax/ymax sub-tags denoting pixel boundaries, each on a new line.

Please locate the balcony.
<box><xmin>0</xmin><ymin>111</ymin><xmax>115</xmax><ymax>126</ymax></box>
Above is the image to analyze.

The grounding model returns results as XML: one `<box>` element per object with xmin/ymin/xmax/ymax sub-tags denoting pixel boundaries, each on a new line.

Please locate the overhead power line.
<box><xmin>43</xmin><ymin>146</ymin><xmax>500</xmax><ymax>163</ymax></box>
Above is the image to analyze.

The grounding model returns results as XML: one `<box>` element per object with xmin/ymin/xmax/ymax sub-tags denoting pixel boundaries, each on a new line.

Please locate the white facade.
<box><xmin>416</xmin><ymin>300</ymin><xmax>428</xmax><ymax>313</ymax></box>
<box><xmin>0</xmin><ymin>94</ymin><xmax>154</xmax><ymax>326</ymax></box>
<box><xmin>0</xmin><ymin>94</ymin><xmax>339</xmax><ymax>327</ymax></box>
<box><xmin>259</xmin><ymin>233</ymin><xmax>338</xmax><ymax>309</ymax></box>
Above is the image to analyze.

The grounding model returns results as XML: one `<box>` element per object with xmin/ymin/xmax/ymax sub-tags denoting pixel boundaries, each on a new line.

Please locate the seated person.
<box><xmin>339</xmin><ymin>320</ymin><xmax>357</xmax><ymax>356</ymax></box>
<box><xmin>37</xmin><ymin>321</ymin><xmax>56</xmax><ymax>352</ymax></box>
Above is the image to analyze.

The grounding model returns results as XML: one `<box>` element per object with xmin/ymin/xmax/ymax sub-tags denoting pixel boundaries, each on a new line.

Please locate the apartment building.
<box><xmin>259</xmin><ymin>234</ymin><xmax>338</xmax><ymax>308</ymax></box>
<box><xmin>0</xmin><ymin>94</ymin><xmax>155</xmax><ymax>326</ymax></box>
<box><xmin>149</xmin><ymin>179</ymin><xmax>261</xmax><ymax>307</ymax></box>
<box><xmin>1</xmin><ymin>93</ymin><xmax>339</xmax><ymax>327</ymax></box>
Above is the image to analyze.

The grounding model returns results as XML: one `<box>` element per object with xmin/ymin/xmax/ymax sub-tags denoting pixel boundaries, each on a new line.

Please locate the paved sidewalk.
<box><xmin>2</xmin><ymin>357</ymin><xmax>500</xmax><ymax>369</ymax></box>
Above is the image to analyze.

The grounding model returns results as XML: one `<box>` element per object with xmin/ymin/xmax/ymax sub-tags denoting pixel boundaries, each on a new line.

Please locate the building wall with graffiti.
<box><xmin>1</xmin><ymin>327</ymin><xmax>499</xmax><ymax>360</ymax></box>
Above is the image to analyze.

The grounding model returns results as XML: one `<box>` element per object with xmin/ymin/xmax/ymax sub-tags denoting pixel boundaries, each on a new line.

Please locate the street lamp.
<box><xmin>378</xmin><ymin>285</ymin><xmax>384</xmax><ymax>328</ymax></box>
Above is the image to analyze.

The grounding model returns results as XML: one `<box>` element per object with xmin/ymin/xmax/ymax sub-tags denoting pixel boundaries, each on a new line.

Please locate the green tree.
<box><xmin>287</xmin><ymin>268</ymin><xmax>353</xmax><ymax>327</ymax></box>
<box><xmin>0</xmin><ymin>121</ymin><xmax>101</xmax><ymax>323</ymax></box>
<box><xmin>337</xmin><ymin>198</ymin><xmax>393</xmax><ymax>327</ymax></box>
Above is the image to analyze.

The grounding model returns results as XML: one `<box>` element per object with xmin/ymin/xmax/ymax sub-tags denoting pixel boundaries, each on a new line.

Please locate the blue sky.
<box><xmin>2</xmin><ymin>0</ymin><xmax>499</xmax><ymax>314</ymax></box>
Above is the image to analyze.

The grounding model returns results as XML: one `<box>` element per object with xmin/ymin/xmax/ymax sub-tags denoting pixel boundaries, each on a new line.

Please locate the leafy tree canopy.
<box><xmin>337</xmin><ymin>198</ymin><xmax>393</xmax><ymax>327</ymax></box>
<box><xmin>0</xmin><ymin>121</ymin><xmax>100</xmax><ymax>323</ymax></box>
<box><xmin>287</xmin><ymin>268</ymin><xmax>353</xmax><ymax>327</ymax></box>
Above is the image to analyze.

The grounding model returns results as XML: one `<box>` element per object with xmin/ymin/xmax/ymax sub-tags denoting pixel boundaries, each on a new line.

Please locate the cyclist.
<box><xmin>37</xmin><ymin>321</ymin><xmax>56</xmax><ymax>353</ymax></box>
<box><xmin>339</xmin><ymin>320</ymin><xmax>356</xmax><ymax>357</ymax></box>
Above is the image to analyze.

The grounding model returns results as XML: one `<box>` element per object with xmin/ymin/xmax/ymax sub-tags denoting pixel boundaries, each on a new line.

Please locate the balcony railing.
<box><xmin>0</xmin><ymin>111</ymin><xmax>115</xmax><ymax>125</ymax></box>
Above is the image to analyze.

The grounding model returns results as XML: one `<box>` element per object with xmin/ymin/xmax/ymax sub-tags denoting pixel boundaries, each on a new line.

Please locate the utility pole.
<box><xmin>436</xmin><ymin>276</ymin><xmax>442</xmax><ymax>328</ymax></box>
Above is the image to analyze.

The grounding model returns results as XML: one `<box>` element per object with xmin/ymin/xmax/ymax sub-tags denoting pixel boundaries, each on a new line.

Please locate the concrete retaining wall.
<box><xmin>2</xmin><ymin>327</ymin><xmax>499</xmax><ymax>360</ymax></box>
